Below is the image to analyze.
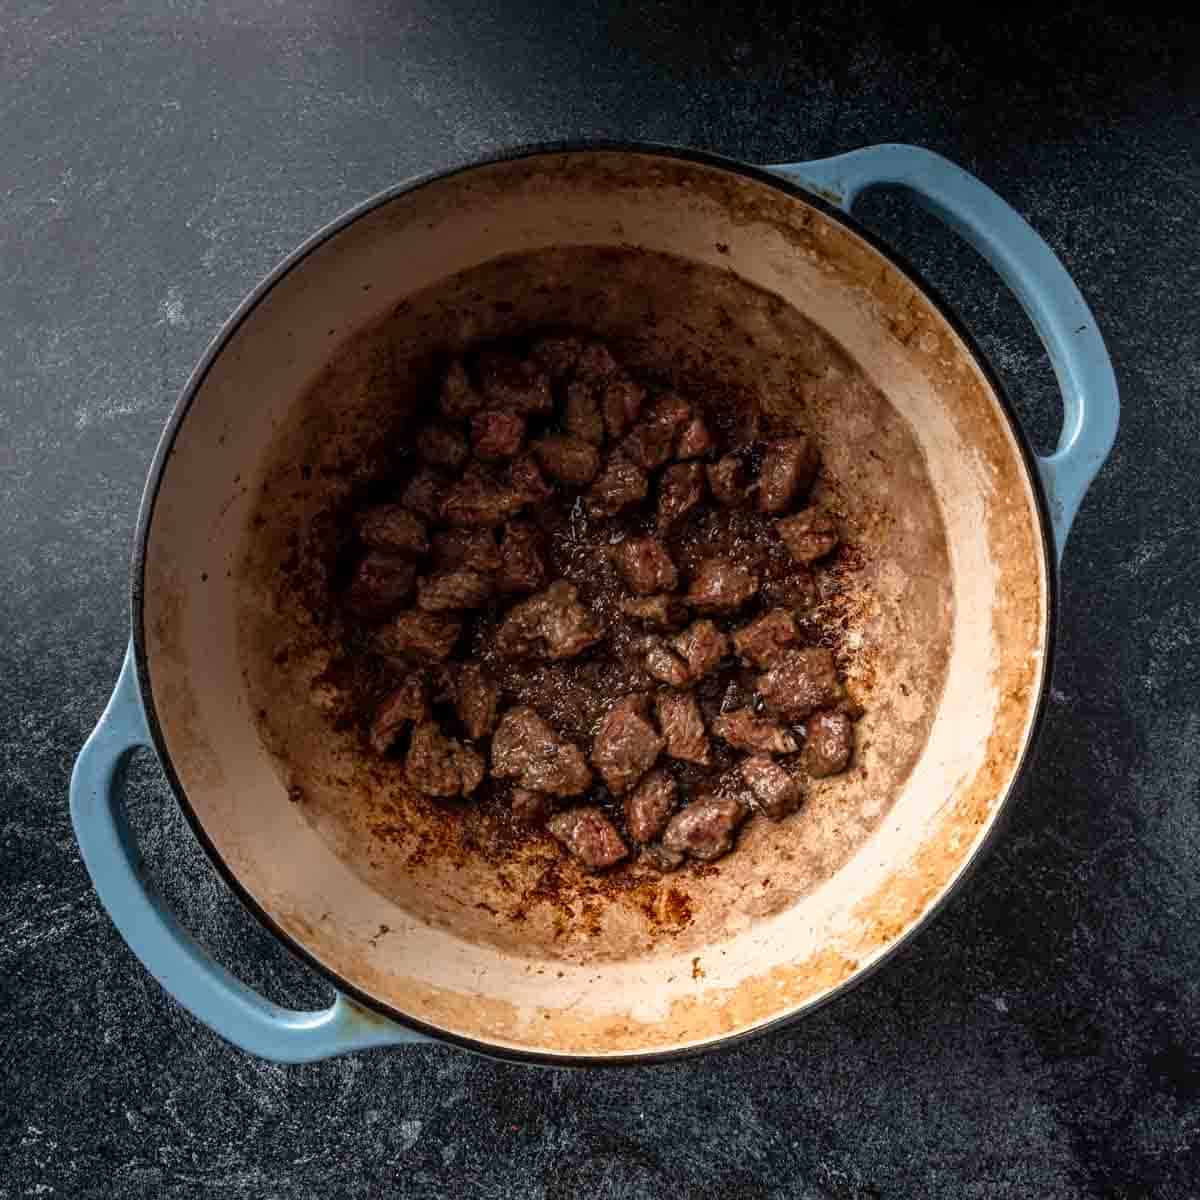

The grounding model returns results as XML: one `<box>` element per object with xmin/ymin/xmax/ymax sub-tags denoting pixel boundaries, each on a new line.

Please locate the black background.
<box><xmin>3</xmin><ymin>3</ymin><xmax>1198</xmax><ymax>1197</ymax></box>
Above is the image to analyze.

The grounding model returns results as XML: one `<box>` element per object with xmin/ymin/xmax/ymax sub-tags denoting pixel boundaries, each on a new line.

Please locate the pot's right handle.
<box><xmin>770</xmin><ymin>144</ymin><xmax>1119</xmax><ymax>561</ymax></box>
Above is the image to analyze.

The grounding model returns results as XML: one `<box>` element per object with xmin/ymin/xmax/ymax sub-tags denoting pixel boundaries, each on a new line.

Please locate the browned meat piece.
<box><xmin>671</xmin><ymin>620</ymin><xmax>728</xmax><ymax>681</ymax></box>
<box><xmin>706</xmin><ymin>454</ymin><xmax>748</xmax><ymax>506</ymax></box>
<box><xmin>368</xmin><ymin>677</ymin><xmax>430</xmax><ymax>754</ymax></box>
<box><xmin>676</xmin><ymin>414</ymin><xmax>715</xmax><ymax>460</ymax></box>
<box><xmin>373</xmin><ymin>610</ymin><xmax>462</xmax><ymax>661</ymax></box>
<box><xmin>685</xmin><ymin>558</ymin><xmax>758</xmax><ymax>613</ymax></box>
<box><xmin>740</xmin><ymin>754</ymin><xmax>803</xmax><ymax>819</ymax></box>
<box><xmin>431</xmin><ymin>528</ymin><xmax>502</xmax><ymax>574</ymax></box>
<box><xmin>531</xmin><ymin>334</ymin><xmax>584</xmax><ymax>379</ymax></box>
<box><xmin>478</xmin><ymin>351</ymin><xmax>553</xmax><ymax>414</ymax></box>
<box><xmin>574</xmin><ymin>342</ymin><xmax>621</xmax><ymax>384</ymax></box>
<box><xmin>732</xmin><ymin>609</ymin><xmax>800</xmax><ymax>668</ymax></box>
<box><xmin>345</xmin><ymin>553</ymin><xmax>416</xmax><ymax>616</ymax></box>
<box><xmin>757</xmin><ymin>647</ymin><xmax>842</xmax><ymax>720</ymax></box>
<box><xmin>356</xmin><ymin>505</ymin><xmax>429</xmax><ymax>556</ymax></box>
<box><xmin>439</xmin><ymin>358</ymin><xmax>485</xmax><ymax>420</ymax></box>
<box><xmin>491</xmin><ymin>706</ymin><xmax>593</xmax><ymax>796</ymax></box>
<box><xmin>441</xmin><ymin>463</ymin><xmax>526</xmax><ymax>527</ymax></box>
<box><xmin>662</xmin><ymin>794</ymin><xmax>747</xmax><ymax>862</ymax></box>
<box><xmin>547</xmin><ymin>807</ymin><xmax>628</xmax><ymax>871</ymax></box>
<box><xmin>565</xmin><ymin>381</ymin><xmax>605</xmax><ymax>446</ymax></box>
<box><xmin>613</xmin><ymin>537</ymin><xmax>678</xmax><ymax>595</ymax></box>
<box><xmin>624</xmin><ymin>769</ymin><xmax>678</xmax><ymax>843</ymax></box>
<box><xmin>621</xmin><ymin>394</ymin><xmax>691</xmax><ymax>470</ymax></box>
<box><xmin>776</xmin><ymin>509</ymin><xmax>840</xmax><ymax>563</ymax></box>
<box><xmin>656</xmin><ymin>691</ymin><xmax>711</xmax><ymax>765</ymax></box>
<box><xmin>495</xmin><ymin>581</ymin><xmax>604</xmax><ymax>660</ymax></box>
<box><xmin>452</xmin><ymin>662</ymin><xmax>500</xmax><ymax>740</ymax></box>
<box><xmin>495</xmin><ymin>520</ymin><xmax>547</xmax><ymax>595</ymax></box>
<box><xmin>756</xmin><ymin>437</ymin><xmax>820</xmax><ymax>514</ymax></box>
<box><xmin>416</xmin><ymin>569</ymin><xmax>492</xmax><ymax>612</ymax></box>
<box><xmin>711</xmin><ymin>708</ymin><xmax>799</xmax><ymax>754</ymax></box>
<box><xmin>510</xmin><ymin>787</ymin><xmax>551</xmax><ymax>824</ymax></box>
<box><xmin>641</xmin><ymin>842</ymin><xmax>685</xmax><ymax>872</ymax></box>
<box><xmin>471</xmin><ymin>408</ymin><xmax>526</xmax><ymax>461</ymax></box>
<box><xmin>509</xmin><ymin>454</ymin><xmax>554</xmax><ymax>506</ymax></box>
<box><xmin>587</xmin><ymin>454</ymin><xmax>649</xmax><ymax>518</ymax></box>
<box><xmin>601</xmin><ymin>377</ymin><xmax>645</xmax><ymax>439</ymax></box>
<box><xmin>405</xmin><ymin>720</ymin><xmax>485</xmax><ymax>797</ymax></box>
<box><xmin>763</xmin><ymin>567</ymin><xmax>818</xmax><ymax>614</ymax></box>
<box><xmin>400</xmin><ymin>468</ymin><xmax>444</xmax><ymax>522</ymax></box>
<box><xmin>417</xmin><ymin>423</ymin><xmax>469</xmax><ymax>471</ymax></box>
<box><xmin>620</xmin><ymin>594</ymin><xmax>689</xmax><ymax>631</ymax></box>
<box><xmin>533</xmin><ymin>435</ymin><xmax>601</xmax><ymax>486</ymax></box>
<box><xmin>656</xmin><ymin>462</ymin><xmax>706</xmax><ymax>532</ymax></box>
<box><xmin>591</xmin><ymin>694</ymin><xmax>663</xmax><ymax>794</ymax></box>
<box><xmin>643</xmin><ymin>639</ymin><xmax>691</xmax><ymax>688</ymax></box>
<box><xmin>802</xmin><ymin>709</ymin><xmax>853</xmax><ymax>777</ymax></box>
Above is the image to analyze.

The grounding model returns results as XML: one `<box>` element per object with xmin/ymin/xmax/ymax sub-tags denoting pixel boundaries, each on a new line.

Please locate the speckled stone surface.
<box><xmin>2</xmin><ymin>3</ymin><xmax>1198</xmax><ymax>1196</ymax></box>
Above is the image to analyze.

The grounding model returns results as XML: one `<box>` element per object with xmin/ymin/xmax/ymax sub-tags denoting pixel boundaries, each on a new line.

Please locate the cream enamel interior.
<box><xmin>140</xmin><ymin>150</ymin><xmax>1049</xmax><ymax>1057</ymax></box>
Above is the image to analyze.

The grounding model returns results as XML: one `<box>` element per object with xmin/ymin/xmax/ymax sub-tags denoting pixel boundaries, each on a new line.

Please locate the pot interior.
<box><xmin>139</xmin><ymin>149</ymin><xmax>1049</xmax><ymax>1058</ymax></box>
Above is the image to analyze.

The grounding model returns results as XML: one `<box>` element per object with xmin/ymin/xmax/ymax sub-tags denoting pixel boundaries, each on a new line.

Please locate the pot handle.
<box><xmin>770</xmin><ymin>144</ymin><xmax>1118</xmax><ymax>561</ymax></box>
<box><xmin>69</xmin><ymin>643</ymin><xmax>428</xmax><ymax>1062</ymax></box>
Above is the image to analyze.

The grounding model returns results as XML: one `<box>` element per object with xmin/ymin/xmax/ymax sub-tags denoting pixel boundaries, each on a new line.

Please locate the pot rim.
<box><xmin>129</xmin><ymin>139</ymin><xmax>1058</xmax><ymax>1066</ymax></box>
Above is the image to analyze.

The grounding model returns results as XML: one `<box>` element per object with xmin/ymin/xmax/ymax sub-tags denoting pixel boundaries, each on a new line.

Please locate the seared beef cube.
<box><xmin>613</xmin><ymin>537</ymin><xmax>678</xmax><ymax>595</ymax></box>
<box><xmin>671</xmin><ymin>620</ymin><xmax>728</xmax><ymax>681</ymax></box>
<box><xmin>510</xmin><ymin>787</ymin><xmax>551</xmax><ymax>824</ymax></box>
<box><xmin>496</xmin><ymin>520</ymin><xmax>547</xmax><ymax>595</ymax></box>
<box><xmin>478</xmin><ymin>351</ymin><xmax>553</xmax><ymax>414</ymax></box>
<box><xmin>531</xmin><ymin>334</ymin><xmax>585</xmax><ymax>379</ymax></box>
<box><xmin>643</xmin><ymin>639</ymin><xmax>691</xmax><ymax>688</ymax></box>
<box><xmin>642</xmin><ymin>842</ymin><xmax>686</xmax><ymax>872</ymax></box>
<box><xmin>533</xmin><ymin>435</ymin><xmax>601</xmax><ymax>486</ymax></box>
<box><xmin>400</xmin><ymin>468</ymin><xmax>444</xmax><ymax>523</ymax></box>
<box><xmin>620</xmin><ymin>594</ymin><xmax>689</xmax><ymax>631</ymax></box>
<box><xmin>740</xmin><ymin>754</ymin><xmax>803</xmax><ymax>819</ymax></box>
<box><xmin>452</xmin><ymin>662</ymin><xmax>500</xmax><ymax>740</ymax></box>
<box><xmin>565</xmin><ymin>381</ymin><xmax>606</xmax><ymax>446</ymax></box>
<box><xmin>592</xmin><ymin>694</ymin><xmax>663</xmax><ymax>794</ymax></box>
<box><xmin>662</xmin><ymin>794</ymin><xmax>747</xmax><ymax>862</ymax></box>
<box><xmin>373</xmin><ymin>610</ymin><xmax>462</xmax><ymax>661</ymax></box>
<box><xmin>431</xmin><ymin>527</ymin><xmax>502</xmax><ymax>574</ymax></box>
<box><xmin>763</xmin><ymin>567</ymin><xmax>818</xmax><ymax>614</ymax></box>
<box><xmin>439</xmin><ymin>358</ymin><xmax>485</xmax><ymax>420</ymax></box>
<box><xmin>676</xmin><ymin>414</ymin><xmax>715</xmax><ymax>460</ymax></box>
<box><xmin>547</xmin><ymin>807</ymin><xmax>628</xmax><ymax>871</ymax></box>
<box><xmin>509</xmin><ymin>454</ymin><xmax>554</xmax><ymax>506</ymax></box>
<box><xmin>776</xmin><ymin>509</ymin><xmax>840</xmax><ymax>563</ymax></box>
<box><xmin>441</xmin><ymin>463</ymin><xmax>526</xmax><ymax>527</ymax></box>
<box><xmin>495</xmin><ymin>581</ymin><xmax>604</xmax><ymax>660</ymax></box>
<box><xmin>757</xmin><ymin>647</ymin><xmax>842</xmax><ymax>720</ymax></box>
<box><xmin>587</xmin><ymin>455</ymin><xmax>649</xmax><ymax>518</ymax></box>
<box><xmin>685</xmin><ymin>557</ymin><xmax>758</xmax><ymax>613</ymax></box>
<box><xmin>575</xmin><ymin>342</ymin><xmax>621</xmax><ymax>384</ymax></box>
<box><xmin>417</xmin><ymin>569</ymin><xmax>492</xmax><ymax>612</ymax></box>
<box><xmin>405</xmin><ymin>720</ymin><xmax>485</xmax><ymax>797</ymax></box>
<box><xmin>756</xmin><ymin>437</ymin><xmax>820</xmax><ymax>514</ymax></box>
<box><xmin>711</xmin><ymin>708</ymin><xmax>798</xmax><ymax>754</ymax></box>
<box><xmin>601</xmin><ymin>377</ymin><xmax>645</xmax><ymax>439</ymax></box>
<box><xmin>624</xmin><ymin>769</ymin><xmax>678</xmax><ymax>844</ymax></box>
<box><xmin>802</xmin><ymin>709</ymin><xmax>853</xmax><ymax>777</ymax></box>
<box><xmin>471</xmin><ymin>408</ymin><xmax>526</xmax><ymax>461</ymax></box>
<box><xmin>656</xmin><ymin>462</ymin><xmax>706</xmax><ymax>532</ymax></box>
<box><xmin>621</xmin><ymin>394</ymin><xmax>691</xmax><ymax>470</ymax></box>
<box><xmin>707</xmin><ymin>454</ymin><xmax>748</xmax><ymax>506</ymax></box>
<box><xmin>356</xmin><ymin>505</ymin><xmax>429</xmax><ymax>556</ymax></box>
<box><xmin>656</xmin><ymin>691</ymin><xmax>711</xmax><ymax>765</ymax></box>
<box><xmin>346</xmin><ymin>553</ymin><xmax>416</xmax><ymax>616</ymax></box>
<box><xmin>491</xmin><ymin>706</ymin><xmax>593</xmax><ymax>796</ymax></box>
<box><xmin>368</xmin><ymin>676</ymin><xmax>430</xmax><ymax>754</ymax></box>
<box><xmin>417</xmin><ymin>423</ymin><xmax>469</xmax><ymax>471</ymax></box>
<box><xmin>732</xmin><ymin>609</ymin><xmax>799</xmax><ymax>668</ymax></box>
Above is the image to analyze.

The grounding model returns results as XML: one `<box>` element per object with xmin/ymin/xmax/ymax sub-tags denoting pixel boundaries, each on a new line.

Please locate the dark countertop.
<box><xmin>3</xmin><ymin>4</ymin><xmax>1198</xmax><ymax>1196</ymax></box>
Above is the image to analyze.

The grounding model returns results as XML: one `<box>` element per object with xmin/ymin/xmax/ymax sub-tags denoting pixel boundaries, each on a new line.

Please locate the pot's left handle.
<box><xmin>70</xmin><ymin>643</ymin><xmax>429</xmax><ymax>1062</ymax></box>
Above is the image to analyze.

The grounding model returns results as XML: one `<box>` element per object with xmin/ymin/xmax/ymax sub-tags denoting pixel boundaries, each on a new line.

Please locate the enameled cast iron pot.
<box><xmin>70</xmin><ymin>144</ymin><xmax>1118</xmax><ymax>1065</ymax></box>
